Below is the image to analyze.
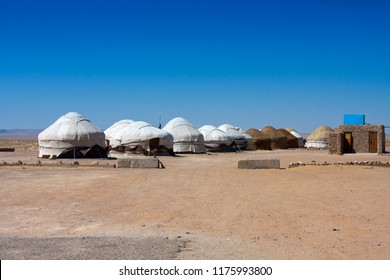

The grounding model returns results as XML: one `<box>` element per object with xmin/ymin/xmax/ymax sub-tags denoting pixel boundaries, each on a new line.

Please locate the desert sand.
<box><xmin>0</xmin><ymin>140</ymin><xmax>389</xmax><ymax>259</ymax></box>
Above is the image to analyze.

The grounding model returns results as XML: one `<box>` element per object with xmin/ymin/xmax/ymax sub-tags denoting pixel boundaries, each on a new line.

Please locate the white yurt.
<box><xmin>286</xmin><ymin>128</ymin><xmax>305</xmax><ymax>148</ymax></box>
<box><xmin>198</xmin><ymin>125</ymin><xmax>233</xmax><ymax>150</ymax></box>
<box><xmin>104</xmin><ymin>119</ymin><xmax>134</xmax><ymax>142</ymax></box>
<box><xmin>109</xmin><ymin>121</ymin><xmax>174</xmax><ymax>154</ymax></box>
<box><xmin>305</xmin><ymin>125</ymin><xmax>334</xmax><ymax>149</ymax></box>
<box><xmin>38</xmin><ymin>112</ymin><xmax>106</xmax><ymax>158</ymax></box>
<box><xmin>218</xmin><ymin>124</ymin><xmax>248</xmax><ymax>148</ymax></box>
<box><xmin>163</xmin><ymin>117</ymin><xmax>206</xmax><ymax>153</ymax></box>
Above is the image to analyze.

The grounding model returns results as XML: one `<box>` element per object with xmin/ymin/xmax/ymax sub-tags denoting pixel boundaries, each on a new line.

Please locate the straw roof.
<box><xmin>307</xmin><ymin>125</ymin><xmax>334</xmax><ymax>141</ymax></box>
<box><xmin>246</xmin><ymin>128</ymin><xmax>271</xmax><ymax>150</ymax></box>
<box><xmin>261</xmin><ymin>126</ymin><xmax>288</xmax><ymax>149</ymax></box>
<box><xmin>246</xmin><ymin>128</ymin><xmax>269</xmax><ymax>140</ymax></box>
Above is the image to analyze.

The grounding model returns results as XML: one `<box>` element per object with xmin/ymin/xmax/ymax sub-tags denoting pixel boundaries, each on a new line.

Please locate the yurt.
<box><xmin>286</xmin><ymin>128</ymin><xmax>305</xmax><ymax>148</ymax></box>
<box><xmin>38</xmin><ymin>112</ymin><xmax>107</xmax><ymax>159</ymax></box>
<box><xmin>261</xmin><ymin>126</ymin><xmax>288</xmax><ymax>149</ymax></box>
<box><xmin>246</xmin><ymin>128</ymin><xmax>272</xmax><ymax>150</ymax></box>
<box><xmin>305</xmin><ymin>125</ymin><xmax>334</xmax><ymax>149</ymax></box>
<box><xmin>104</xmin><ymin>119</ymin><xmax>134</xmax><ymax>142</ymax></box>
<box><xmin>198</xmin><ymin>125</ymin><xmax>233</xmax><ymax>151</ymax></box>
<box><xmin>163</xmin><ymin>117</ymin><xmax>206</xmax><ymax>153</ymax></box>
<box><xmin>218</xmin><ymin>124</ymin><xmax>248</xmax><ymax>149</ymax></box>
<box><xmin>109</xmin><ymin>121</ymin><xmax>174</xmax><ymax>155</ymax></box>
<box><xmin>278</xmin><ymin>128</ymin><xmax>299</xmax><ymax>149</ymax></box>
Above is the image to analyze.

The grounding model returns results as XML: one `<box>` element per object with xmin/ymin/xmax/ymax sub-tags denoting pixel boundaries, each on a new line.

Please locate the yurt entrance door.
<box><xmin>344</xmin><ymin>132</ymin><xmax>353</xmax><ymax>153</ymax></box>
<box><xmin>369</xmin><ymin>132</ymin><xmax>378</xmax><ymax>153</ymax></box>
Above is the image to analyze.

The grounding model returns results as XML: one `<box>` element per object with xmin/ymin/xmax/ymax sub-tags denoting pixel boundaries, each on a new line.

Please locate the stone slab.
<box><xmin>117</xmin><ymin>158</ymin><xmax>161</xmax><ymax>169</ymax></box>
<box><xmin>238</xmin><ymin>159</ymin><xmax>280</xmax><ymax>169</ymax></box>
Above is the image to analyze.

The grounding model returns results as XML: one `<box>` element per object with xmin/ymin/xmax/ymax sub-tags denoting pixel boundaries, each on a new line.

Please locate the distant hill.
<box><xmin>0</xmin><ymin>129</ymin><xmax>42</xmax><ymax>140</ymax></box>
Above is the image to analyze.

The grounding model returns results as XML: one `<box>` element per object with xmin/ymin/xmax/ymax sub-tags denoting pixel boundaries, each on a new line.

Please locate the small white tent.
<box><xmin>163</xmin><ymin>117</ymin><xmax>206</xmax><ymax>153</ymax></box>
<box><xmin>218</xmin><ymin>124</ymin><xmax>248</xmax><ymax>148</ymax></box>
<box><xmin>109</xmin><ymin>121</ymin><xmax>174</xmax><ymax>153</ymax></box>
<box><xmin>38</xmin><ymin>112</ymin><xmax>106</xmax><ymax>158</ymax></box>
<box><xmin>198</xmin><ymin>125</ymin><xmax>233</xmax><ymax>150</ymax></box>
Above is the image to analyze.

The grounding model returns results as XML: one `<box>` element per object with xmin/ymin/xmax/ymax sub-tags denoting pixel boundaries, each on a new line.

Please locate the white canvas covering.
<box><xmin>198</xmin><ymin>125</ymin><xmax>233</xmax><ymax>149</ymax></box>
<box><xmin>104</xmin><ymin>119</ymin><xmax>134</xmax><ymax>141</ymax></box>
<box><xmin>305</xmin><ymin>140</ymin><xmax>329</xmax><ymax>149</ymax></box>
<box><xmin>163</xmin><ymin>117</ymin><xmax>206</xmax><ymax>153</ymax></box>
<box><xmin>38</xmin><ymin>112</ymin><xmax>106</xmax><ymax>158</ymax></box>
<box><xmin>109</xmin><ymin>121</ymin><xmax>173</xmax><ymax>150</ymax></box>
<box><xmin>218</xmin><ymin>124</ymin><xmax>248</xmax><ymax>147</ymax></box>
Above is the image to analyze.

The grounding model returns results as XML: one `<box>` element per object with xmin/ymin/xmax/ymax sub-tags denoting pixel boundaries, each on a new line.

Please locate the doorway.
<box><xmin>344</xmin><ymin>132</ymin><xmax>353</xmax><ymax>153</ymax></box>
<box><xmin>369</xmin><ymin>132</ymin><xmax>378</xmax><ymax>153</ymax></box>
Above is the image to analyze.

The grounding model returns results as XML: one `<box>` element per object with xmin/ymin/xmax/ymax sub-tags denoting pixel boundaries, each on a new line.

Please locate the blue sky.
<box><xmin>1</xmin><ymin>0</ymin><xmax>389</xmax><ymax>133</ymax></box>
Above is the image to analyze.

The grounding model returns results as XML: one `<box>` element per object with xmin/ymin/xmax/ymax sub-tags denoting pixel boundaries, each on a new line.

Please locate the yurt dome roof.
<box><xmin>39</xmin><ymin>112</ymin><xmax>104</xmax><ymax>142</ymax></box>
<box><xmin>199</xmin><ymin>125</ymin><xmax>232</xmax><ymax>144</ymax></box>
<box><xmin>104</xmin><ymin>119</ymin><xmax>134</xmax><ymax>140</ymax></box>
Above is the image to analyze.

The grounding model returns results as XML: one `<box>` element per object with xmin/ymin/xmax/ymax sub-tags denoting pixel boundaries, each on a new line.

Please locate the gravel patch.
<box><xmin>0</xmin><ymin>236</ymin><xmax>188</xmax><ymax>260</ymax></box>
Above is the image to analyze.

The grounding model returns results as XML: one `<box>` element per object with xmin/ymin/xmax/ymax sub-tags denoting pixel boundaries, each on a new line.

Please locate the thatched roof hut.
<box><xmin>305</xmin><ymin>125</ymin><xmax>334</xmax><ymax>149</ymax></box>
<box><xmin>246</xmin><ymin>129</ymin><xmax>271</xmax><ymax>150</ymax></box>
<box><xmin>261</xmin><ymin>126</ymin><xmax>288</xmax><ymax>149</ymax></box>
<box><xmin>278</xmin><ymin>128</ymin><xmax>299</xmax><ymax>149</ymax></box>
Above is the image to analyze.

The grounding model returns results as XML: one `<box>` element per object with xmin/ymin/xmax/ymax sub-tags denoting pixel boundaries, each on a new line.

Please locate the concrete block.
<box><xmin>117</xmin><ymin>158</ymin><xmax>161</xmax><ymax>168</ymax></box>
<box><xmin>117</xmin><ymin>158</ymin><xmax>130</xmax><ymax>168</ymax></box>
<box><xmin>129</xmin><ymin>158</ymin><xmax>160</xmax><ymax>168</ymax></box>
<box><xmin>238</xmin><ymin>159</ymin><xmax>280</xmax><ymax>169</ymax></box>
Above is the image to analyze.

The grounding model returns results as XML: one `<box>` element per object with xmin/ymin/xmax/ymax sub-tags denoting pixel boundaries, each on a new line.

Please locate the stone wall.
<box><xmin>329</xmin><ymin>125</ymin><xmax>385</xmax><ymax>155</ymax></box>
<box><xmin>328</xmin><ymin>133</ymin><xmax>339</xmax><ymax>154</ymax></box>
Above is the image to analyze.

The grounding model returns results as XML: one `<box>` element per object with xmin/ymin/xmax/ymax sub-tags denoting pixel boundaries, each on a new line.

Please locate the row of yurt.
<box><xmin>38</xmin><ymin>112</ymin><xmax>335</xmax><ymax>158</ymax></box>
<box><xmin>198</xmin><ymin>124</ymin><xmax>254</xmax><ymax>151</ymax></box>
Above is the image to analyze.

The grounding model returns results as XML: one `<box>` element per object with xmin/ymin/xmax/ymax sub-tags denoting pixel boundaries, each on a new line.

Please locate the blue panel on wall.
<box><xmin>344</xmin><ymin>114</ymin><xmax>365</xmax><ymax>125</ymax></box>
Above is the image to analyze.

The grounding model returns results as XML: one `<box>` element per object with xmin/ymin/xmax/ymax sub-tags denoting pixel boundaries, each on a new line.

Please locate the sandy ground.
<box><xmin>0</xmin><ymin>141</ymin><xmax>389</xmax><ymax>260</ymax></box>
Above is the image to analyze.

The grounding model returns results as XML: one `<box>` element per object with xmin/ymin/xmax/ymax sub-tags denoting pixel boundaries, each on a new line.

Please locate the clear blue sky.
<box><xmin>1</xmin><ymin>0</ymin><xmax>389</xmax><ymax>133</ymax></box>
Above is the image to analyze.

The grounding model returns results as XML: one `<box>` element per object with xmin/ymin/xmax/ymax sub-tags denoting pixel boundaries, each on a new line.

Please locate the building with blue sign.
<box><xmin>329</xmin><ymin>115</ymin><xmax>385</xmax><ymax>154</ymax></box>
